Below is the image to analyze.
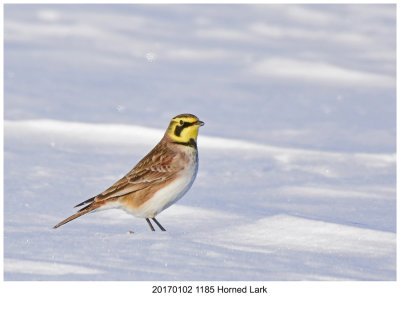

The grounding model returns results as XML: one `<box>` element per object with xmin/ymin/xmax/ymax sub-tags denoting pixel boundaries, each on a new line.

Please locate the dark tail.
<box><xmin>74</xmin><ymin>196</ymin><xmax>96</xmax><ymax>208</ymax></box>
<box><xmin>53</xmin><ymin>202</ymin><xmax>101</xmax><ymax>229</ymax></box>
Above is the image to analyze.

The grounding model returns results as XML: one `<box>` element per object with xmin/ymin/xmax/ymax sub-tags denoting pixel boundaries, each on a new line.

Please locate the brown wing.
<box><xmin>91</xmin><ymin>141</ymin><xmax>183</xmax><ymax>203</ymax></box>
<box><xmin>54</xmin><ymin>140</ymin><xmax>183</xmax><ymax>229</ymax></box>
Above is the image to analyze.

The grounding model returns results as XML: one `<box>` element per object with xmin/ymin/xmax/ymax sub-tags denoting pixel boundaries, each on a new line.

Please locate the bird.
<box><xmin>53</xmin><ymin>113</ymin><xmax>204</xmax><ymax>232</ymax></box>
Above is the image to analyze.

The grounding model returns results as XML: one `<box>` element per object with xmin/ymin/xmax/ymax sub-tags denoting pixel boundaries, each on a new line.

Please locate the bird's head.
<box><xmin>165</xmin><ymin>113</ymin><xmax>204</xmax><ymax>145</ymax></box>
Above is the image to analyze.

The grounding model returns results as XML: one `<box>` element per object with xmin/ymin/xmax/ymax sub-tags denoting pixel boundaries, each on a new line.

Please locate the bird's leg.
<box><xmin>152</xmin><ymin>218</ymin><xmax>166</xmax><ymax>231</ymax></box>
<box><xmin>146</xmin><ymin>218</ymin><xmax>155</xmax><ymax>231</ymax></box>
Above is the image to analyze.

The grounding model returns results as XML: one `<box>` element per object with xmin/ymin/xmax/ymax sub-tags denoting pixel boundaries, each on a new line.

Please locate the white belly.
<box><xmin>124</xmin><ymin>160</ymin><xmax>198</xmax><ymax>218</ymax></box>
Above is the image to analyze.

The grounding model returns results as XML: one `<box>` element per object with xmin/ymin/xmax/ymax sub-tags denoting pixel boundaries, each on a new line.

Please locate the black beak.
<box><xmin>197</xmin><ymin>120</ymin><xmax>205</xmax><ymax>126</ymax></box>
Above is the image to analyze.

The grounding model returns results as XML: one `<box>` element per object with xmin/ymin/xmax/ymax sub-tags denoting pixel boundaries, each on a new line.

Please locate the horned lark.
<box><xmin>53</xmin><ymin>113</ymin><xmax>204</xmax><ymax>232</ymax></box>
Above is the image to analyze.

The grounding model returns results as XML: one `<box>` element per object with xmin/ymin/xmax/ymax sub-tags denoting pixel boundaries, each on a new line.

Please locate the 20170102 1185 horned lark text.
<box><xmin>152</xmin><ymin>285</ymin><xmax>268</xmax><ymax>294</ymax></box>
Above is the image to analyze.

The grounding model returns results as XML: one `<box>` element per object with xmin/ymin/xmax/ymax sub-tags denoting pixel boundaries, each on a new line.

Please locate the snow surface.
<box><xmin>3</xmin><ymin>4</ymin><xmax>396</xmax><ymax>281</ymax></box>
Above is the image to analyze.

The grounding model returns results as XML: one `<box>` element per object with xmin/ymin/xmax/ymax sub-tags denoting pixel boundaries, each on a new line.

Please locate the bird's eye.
<box><xmin>179</xmin><ymin>120</ymin><xmax>184</xmax><ymax>125</ymax></box>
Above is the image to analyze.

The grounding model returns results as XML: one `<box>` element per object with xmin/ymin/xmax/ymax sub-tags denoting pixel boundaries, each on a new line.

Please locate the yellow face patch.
<box><xmin>166</xmin><ymin>114</ymin><xmax>204</xmax><ymax>144</ymax></box>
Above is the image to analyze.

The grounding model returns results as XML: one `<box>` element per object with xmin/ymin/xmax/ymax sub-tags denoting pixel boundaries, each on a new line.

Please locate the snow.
<box><xmin>2</xmin><ymin>0</ymin><xmax>396</xmax><ymax>292</ymax></box>
<box><xmin>3</xmin><ymin>117</ymin><xmax>396</xmax><ymax>280</ymax></box>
